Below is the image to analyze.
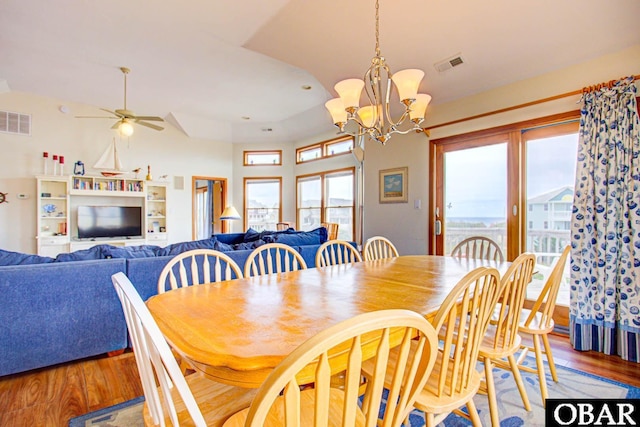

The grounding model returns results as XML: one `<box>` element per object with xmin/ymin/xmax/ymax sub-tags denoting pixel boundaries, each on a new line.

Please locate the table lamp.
<box><xmin>220</xmin><ymin>206</ymin><xmax>241</xmax><ymax>233</ymax></box>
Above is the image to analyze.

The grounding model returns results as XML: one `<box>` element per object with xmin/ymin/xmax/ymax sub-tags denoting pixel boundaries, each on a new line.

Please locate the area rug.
<box><xmin>68</xmin><ymin>359</ymin><xmax>639</xmax><ymax>427</ymax></box>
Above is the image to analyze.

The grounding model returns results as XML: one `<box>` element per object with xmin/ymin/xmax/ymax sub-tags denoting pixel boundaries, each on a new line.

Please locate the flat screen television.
<box><xmin>77</xmin><ymin>206</ymin><xmax>143</xmax><ymax>239</ymax></box>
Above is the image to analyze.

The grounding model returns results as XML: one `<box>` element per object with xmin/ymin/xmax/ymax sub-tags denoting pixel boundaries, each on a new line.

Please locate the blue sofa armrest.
<box><xmin>0</xmin><ymin>259</ymin><xmax>128</xmax><ymax>377</ymax></box>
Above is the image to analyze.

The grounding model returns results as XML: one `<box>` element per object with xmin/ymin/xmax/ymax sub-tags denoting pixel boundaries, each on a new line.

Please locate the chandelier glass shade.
<box><xmin>325</xmin><ymin>0</ymin><xmax>431</xmax><ymax>144</ymax></box>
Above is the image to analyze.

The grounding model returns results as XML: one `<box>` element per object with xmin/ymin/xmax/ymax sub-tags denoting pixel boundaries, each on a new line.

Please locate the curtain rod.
<box><xmin>424</xmin><ymin>74</ymin><xmax>640</xmax><ymax>132</ymax></box>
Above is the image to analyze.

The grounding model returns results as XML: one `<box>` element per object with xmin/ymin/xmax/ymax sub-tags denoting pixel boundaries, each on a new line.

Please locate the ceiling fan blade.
<box><xmin>101</xmin><ymin>108</ymin><xmax>123</xmax><ymax>117</ymax></box>
<box><xmin>133</xmin><ymin>115</ymin><xmax>164</xmax><ymax>122</ymax></box>
<box><xmin>75</xmin><ymin>116</ymin><xmax>117</xmax><ymax>119</ymax></box>
<box><xmin>136</xmin><ymin>121</ymin><xmax>164</xmax><ymax>131</ymax></box>
<box><xmin>111</xmin><ymin>121</ymin><xmax>121</xmax><ymax>130</ymax></box>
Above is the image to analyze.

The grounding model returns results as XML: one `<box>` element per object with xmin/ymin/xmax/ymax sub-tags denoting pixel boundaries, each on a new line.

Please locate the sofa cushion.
<box><xmin>103</xmin><ymin>244</ymin><xmax>162</xmax><ymax>259</ymax></box>
<box><xmin>243</xmin><ymin>228</ymin><xmax>262</xmax><ymax>242</ymax></box>
<box><xmin>0</xmin><ymin>248</ymin><xmax>55</xmax><ymax>266</ymax></box>
<box><xmin>156</xmin><ymin>237</ymin><xmax>218</xmax><ymax>256</ymax></box>
<box><xmin>54</xmin><ymin>245</ymin><xmax>110</xmax><ymax>262</ymax></box>
<box><xmin>213</xmin><ymin>240</ymin><xmax>234</xmax><ymax>252</ymax></box>
<box><xmin>272</xmin><ymin>227</ymin><xmax>328</xmax><ymax>246</ymax></box>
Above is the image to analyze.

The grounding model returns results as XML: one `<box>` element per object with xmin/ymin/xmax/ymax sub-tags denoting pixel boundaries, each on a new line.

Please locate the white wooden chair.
<box><xmin>516</xmin><ymin>245</ymin><xmax>571</xmax><ymax>406</ymax></box>
<box><xmin>157</xmin><ymin>249</ymin><xmax>243</xmax><ymax>294</ymax></box>
<box><xmin>244</xmin><ymin>243</ymin><xmax>307</xmax><ymax>277</ymax></box>
<box><xmin>223</xmin><ymin>309</ymin><xmax>439</xmax><ymax>427</ymax></box>
<box><xmin>361</xmin><ymin>267</ymin><xmax>502</xmax><ymax>427</ymax></box>
<box><xmin>479</xmin><ymin>252</ymin><xmax>535</xmax><ymax>426</ymax></box>
<box><xmin>315</xmin><ymin>240</ymin><xmax>362</xmax><ymax>267</ymax></box>
<box><xmin>451</xmin><ymin>236</ymin><xmax>504</xmax><ymax>263</ymax></box>
<box><xmin>321</xmin><ymin>222</ymin><xmax>339</xmax><ymax>240</ymax></box>
<box><xmin>111</xmin><ymin>272</ymin><xmax>256</xmax><ymax>427</ymax></box>
<box><xmin>363</xmin><ymin>236</ymin><xmax>399</xmax><ymax>261</ymax></box>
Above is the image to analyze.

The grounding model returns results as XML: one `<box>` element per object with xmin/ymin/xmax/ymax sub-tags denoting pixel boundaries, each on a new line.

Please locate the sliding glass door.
<box><xmin>431</xmin><ymin>114</ymin><xmax>579</xmax><ymax>326</ymax></box>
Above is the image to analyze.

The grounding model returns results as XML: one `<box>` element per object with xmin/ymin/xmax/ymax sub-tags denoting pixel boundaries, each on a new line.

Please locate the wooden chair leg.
<box><xmin>484</xmin><ymin>358</ymin><xmax>500</xmax><ymax>427</ymax></box>
<box><xmin>532</xmin><ymin>335</ymin><xmax>548</xmax><ymax>406</ymax></box>
<box><xmin>425</xmin><ymin>412</ymin><xmax>436</xmax><ymax>427</ymax></box>
<box><xmin>467</xmin><ymin>398</ymin><xmax>482</xmax><ymax>427</ymax></box>
<box><xmin>508</xmin><ymin>353</ymin><xmax>531</xmax><ymax>411</ymax></box>
<box><xmin>542</xmin><ymin>333</ymin><xmax>558</xmax><ymax>382</ymax></box>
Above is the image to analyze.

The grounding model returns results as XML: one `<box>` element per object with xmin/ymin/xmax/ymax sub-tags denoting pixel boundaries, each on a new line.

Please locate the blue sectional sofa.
<box><xmin>0</xmin><ymin>227</ymin><xmax>328</xmax><ymax>377</ymax></box>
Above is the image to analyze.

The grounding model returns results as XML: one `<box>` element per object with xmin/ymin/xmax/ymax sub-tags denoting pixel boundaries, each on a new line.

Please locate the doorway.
<box><xmin>192</xmin><ymin>176</ymin><xmax>228</xmax><ymax>239</ymax></box>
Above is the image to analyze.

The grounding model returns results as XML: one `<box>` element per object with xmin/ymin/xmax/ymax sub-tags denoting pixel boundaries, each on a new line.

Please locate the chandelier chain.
<box><xmin>375</xmin><ymin>0</ymin><xmax>380</xmax><ymax>57</ymax></box>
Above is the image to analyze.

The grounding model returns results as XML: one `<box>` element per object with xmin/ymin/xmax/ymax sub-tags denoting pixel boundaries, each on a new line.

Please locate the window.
<box><xmin>244</xmin><ymin>177</ymin><xmax>282</xmax><ymax>231</ymax></box>
<box><xmin>297</xmin><ymin>168</ymin><xmax>355</xmax><ymax>240</ymax></box>
<box><xmin>296</xmin><ymin>136</ymin><xmax>354</xmax><ymax>164</ymax></box>
<box><xmin>243</xmin><ymin>150</ymin><xmax>282</xmax><ymax>166</ymax></box>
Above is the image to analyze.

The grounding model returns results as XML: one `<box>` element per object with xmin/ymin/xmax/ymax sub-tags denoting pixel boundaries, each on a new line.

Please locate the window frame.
<box><xmin>243</xmin><ymin>176</ymin><xmax>283</xmax><ymax>231</ymax></box>
<box><xmin>243</xmin><ymin>150</ymin><xmax>282</xmax><ymax>166</ymax></box>
<box><xmin>296</xmin><ymin>135</ymin><xmax>354</xmax><ymax>164</ymax></box>
<box><xmin>296</xmin><ymin>167</ymin><xmax>356</xmax><ymax>240</ymax></box>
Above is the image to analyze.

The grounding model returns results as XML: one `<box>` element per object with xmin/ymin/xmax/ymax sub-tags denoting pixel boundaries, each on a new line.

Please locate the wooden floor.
<box><xmin>1</xmin><ymin>334</ymin><xmax>638</xmax><ymax>427</ymax></box>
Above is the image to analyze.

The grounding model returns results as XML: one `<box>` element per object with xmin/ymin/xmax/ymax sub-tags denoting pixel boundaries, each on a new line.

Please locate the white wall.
<box><xmin>0</xmin><ymin>92</ymin><xmax>234</xmax><ymax>253</ymax></box>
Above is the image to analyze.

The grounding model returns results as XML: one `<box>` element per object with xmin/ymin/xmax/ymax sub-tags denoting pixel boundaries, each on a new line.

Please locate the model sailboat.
<box><xmin>94</xmin><ymin>138</ymin><xmax>124</xmax><ymax>177</ymax></box>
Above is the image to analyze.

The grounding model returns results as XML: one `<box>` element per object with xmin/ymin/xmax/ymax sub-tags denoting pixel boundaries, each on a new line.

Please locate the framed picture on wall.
<box><xmin>379</xmin><ymin>167</ymin><xmax>408</xmax><ymax>203</ymax></box>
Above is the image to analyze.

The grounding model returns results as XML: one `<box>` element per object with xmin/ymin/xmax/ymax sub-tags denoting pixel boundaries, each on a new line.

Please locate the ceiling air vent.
<box><xmin>0</xmin><ymin>110</ymin><xmax>32</xmax><ymax>136</ymax></box>
<box><xmin>434</xmin><ymin>54</ymin><xmax>465</xmax><ymax>73</ymax></box>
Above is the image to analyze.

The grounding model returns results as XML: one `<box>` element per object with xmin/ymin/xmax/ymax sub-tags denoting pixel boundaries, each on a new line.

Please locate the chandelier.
<box><xmin>325</xmin><ymin>0</ymin><xmax>431</xmax><ymax>145</ymax></box>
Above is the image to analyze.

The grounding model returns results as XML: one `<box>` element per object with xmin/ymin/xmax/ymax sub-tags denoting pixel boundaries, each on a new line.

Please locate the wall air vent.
<box><xmin>434</xmin><ymin>54</ymin><xmax>465</xmax><ymax>73</ymax></box>
<box><xmin>0</xmin><ymin>110</ymin><xmax>32</xmax><ymax>136</ymax></box>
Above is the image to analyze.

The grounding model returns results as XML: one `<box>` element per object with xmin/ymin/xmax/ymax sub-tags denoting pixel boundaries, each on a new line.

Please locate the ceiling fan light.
<box><xmin>119</xmin><ymin>120</ymin><xmax>134</xmax><ymax>137</ymax></box>
<box><xmin>391</xmin><ymin>69</ymin><xmax>425</xmax><ymax>102</ymax></box>
<box><xmin>334</xmin><ymin>78</ymin><xmax>365</xmax><ymax>111</ymax></box>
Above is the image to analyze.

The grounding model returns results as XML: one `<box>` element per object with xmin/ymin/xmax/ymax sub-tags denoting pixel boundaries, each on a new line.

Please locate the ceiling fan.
<box><xmin>76</xmin><ymin>67</ymin><xmax>164</xmax><ymax>136</ymax></box>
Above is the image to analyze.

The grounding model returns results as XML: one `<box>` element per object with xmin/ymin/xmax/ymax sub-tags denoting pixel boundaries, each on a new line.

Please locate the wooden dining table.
<box><xmin>146</xmin><ymin>255</ymin><xmax>508</xmax><ymax>388</ymax></box>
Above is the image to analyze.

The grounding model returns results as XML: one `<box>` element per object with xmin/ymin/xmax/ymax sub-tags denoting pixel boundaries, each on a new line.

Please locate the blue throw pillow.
<box><xmin>103</xmin><ymin>244</ymin><xmax>162</xmax><ymax>259</ymax></box>
<box><xmin>156</xmin><ymin>237</ymin><xmax>218</xmax><ymax>256</ymax></box>
<box><xmin>213</xmin><ymin>240</ymin><xmax>234</xmax><ymax>252</ymax></box>
<box><xmin>273</xmin><ymin>227</ymin><xmax>328</xmax><ymax>246</ymax></box>
<box><xmin>232</xmin><ymin>239</ymin><xmax>267</xmax><ymax>251</ymax></box>
<box><xmin>243</xmin><ymin>228</ymin><xmax>261</xmax><ymax>242</ymax></box>
<box><xmin>0</xmin><ymin>248</ymin><xmax>55</xmax><ymax>265</ymax></box>
<box><xmin>54</xmin><ymin>245</ymin><xmax>109</xmax><ymax>262</ymax></box>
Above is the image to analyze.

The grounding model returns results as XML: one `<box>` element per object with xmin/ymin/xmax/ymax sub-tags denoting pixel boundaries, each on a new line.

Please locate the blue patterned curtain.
<box><xmin>570</xmin><ymin>76</ymin><xmax>640</xmax><ymax>362</ymax></box>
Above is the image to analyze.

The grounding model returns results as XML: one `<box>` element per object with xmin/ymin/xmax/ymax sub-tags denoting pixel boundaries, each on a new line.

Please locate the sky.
<box><xmin>445</xmin><ymin>133</ymin><xmax>578</xmax><ymax>218</ymax></box>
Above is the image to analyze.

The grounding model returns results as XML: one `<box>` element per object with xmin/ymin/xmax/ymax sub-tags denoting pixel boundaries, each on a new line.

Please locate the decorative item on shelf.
<box><xmin>159</xmin><ymin>226</ymin><xmax>166</xmax><ymax>232</ymax></box>
<box><xmin>59</xmin><ymin>156</ymin><xmax>65</xmax><ymax>176</ymax></box>
<box><xmin>42</xmin><ymin>152</ymin><xmax>49</xmax><ymax>175</ymax></box>
<box><xmin>145</xmin><ymin>165</ymin><xmax>152</xmax><ymax>181</ymax></box>
<box><xmin>73</xmin><ymin>161</ymin><xmax>85</xmax><ymax>176</ymax></box>
<box><xmin>42</xmin><ymin>203</ymin><xmax>56</xmax><ymax>215</ymax></box>
<box><xmin>324</xmin><ymin>0</ymin><xmax>431</xmax><ymax>145</ymax></box>
<box><xmin>94</xmin><ymin>138</ymin><xmax>125</xmax><ymax>177</ymax></box>
<box><xmin>52</xmin><ymin>155</ymin><xmax>58</xmax><ymax>175</ymax></box>
<box><xmin>0</xmin><ymin>191</ymin><xmax>7</xmax><ymax>204</ymax></box>
<box><xmin>132</xmin><ymin>167</ymin><xmax>141</xmax><ymax>179</ymax></box>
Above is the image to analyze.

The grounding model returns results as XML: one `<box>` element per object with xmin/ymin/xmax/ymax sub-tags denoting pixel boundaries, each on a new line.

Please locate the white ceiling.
<box><xmin>1</xmin><ymin>0</ymin><xmax>639</xmax><ymax>144</ymax></box>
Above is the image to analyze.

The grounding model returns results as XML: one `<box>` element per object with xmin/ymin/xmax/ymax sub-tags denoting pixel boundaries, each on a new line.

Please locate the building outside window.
<box><xmin>297</xmin><ymin>168</ymin><xmax>355</xmax><ymax>240</ymax></box>
<box><xmin>244</xmin><ymin>177</ymin><xmax>282</xmax><ymax>231</ymax></box>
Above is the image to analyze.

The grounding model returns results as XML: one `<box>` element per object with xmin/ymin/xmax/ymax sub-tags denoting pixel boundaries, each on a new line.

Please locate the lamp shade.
<box><xmin>334</xmin><ymin>78</ymin><xmax>365</xmax><ymax>110</ymax></box>
<box><xmin>391</xmin><ymin>69</ymin><xmax>424</xmax><ymax>102</ymax></box>
<box><xmin>325</xmin><ymin>98</ymin><xmax>348</xmax><ymax>124</ymax></box>
<box><xmin>409</xmin><ymin>93</ymin><xmax>432</xmax><ymax>121</ymax></box>
<box><xmin>220</xmin><ymin>206</ymin><xmax>241</xmax><ymax>220</ymax></box>
<box><xmin>357</xmin><ymin>105</ymin><xmax>377</xmax><ymax>128</ymax></box>
<box><xmin>119</xmin><ymin>119</ymin><xmax>134</xmax><ymax>137</ymax></box>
